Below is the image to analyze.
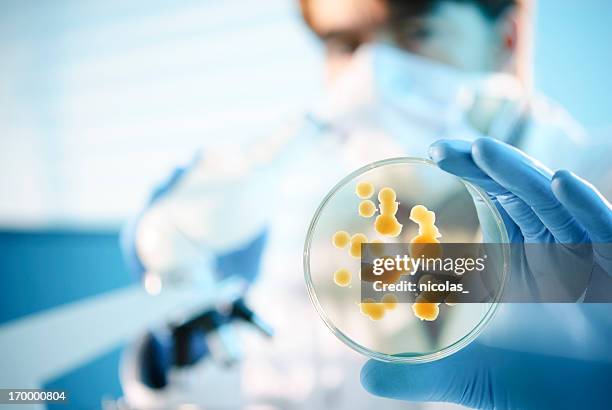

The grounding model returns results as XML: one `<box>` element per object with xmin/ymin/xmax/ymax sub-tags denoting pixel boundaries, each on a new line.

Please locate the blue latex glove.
<box><xmin>361</xmin><ymin>138</ymin><xmax>612</xmax><ymax>409</ymax></box>
<box><xmin>361</xmin><ymin>338</ymin><xmax>612</xmax><ymax>409</ymax></box>
<box><xmin>429</xmin><ymin>137</ymin><xmax>612</xmax><ymax>299</ymax></box>
<box><xmin>428</xmin><ymin>138</ymin><xmax>611</xmax><ymax>252</ymax></box>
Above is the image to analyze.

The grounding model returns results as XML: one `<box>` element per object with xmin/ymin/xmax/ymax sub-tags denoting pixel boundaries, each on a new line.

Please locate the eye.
<box><xmin>323</xmin><ymin>30</ymin><xmax>366</xmax><ymax>55</ymax></box>
<box><xmin>389</xmin><ymin>19</ymin><xmax>433</xmax><ymax>50</ymax></box>
<box><xmin>408</xmin><ymin>26</ymin><xmax>432</xmax><ymax>40</ymax></box>
<box><xmin>324</xmin><ymin>34</ymin><xmax>364</xmax><ymax>56</ymax></box>
<box><xmin>397</xmin><ymin>24</ymin><xmax>433</xmax><ymax>42</ymax></box>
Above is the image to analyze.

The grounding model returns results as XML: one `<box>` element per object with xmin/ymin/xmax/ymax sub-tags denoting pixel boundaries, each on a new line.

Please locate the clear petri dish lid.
<box><xmin>304</xmin><ymin>157</ymin><xmax>509</xmax><ymax>363</ymax></box>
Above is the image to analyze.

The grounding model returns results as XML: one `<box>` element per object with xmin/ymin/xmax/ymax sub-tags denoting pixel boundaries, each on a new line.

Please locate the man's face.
<box><xmin>304</xmin><ymin>0</ymin><xmax>388</xmax><ymax>82</ymax></box>
<box><xmin>305</xmin><ymin>0</ymin><xmax>509</xmax><ymax>83</ymax></box>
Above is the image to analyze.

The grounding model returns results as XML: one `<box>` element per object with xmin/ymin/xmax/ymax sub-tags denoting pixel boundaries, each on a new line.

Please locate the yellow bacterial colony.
<box><xmin>330</xmin><ymin>181</ymin><xmax>450</xmax><ymax>322</ymax></box>
<box><xmin>359</xmin><ymin>200</ymin><xmax>376</xmax><ymax>217</ymax></box>
<box><xmin>356</xmin><ymin>181</ymin><xmax>375</xmax><ymax>198</ymax></box>
<box><xmin>381</xmin><ymin>294</ymin><xmax>398</xmax><ymax>310</ymax></box>
<box><xmin>409</xmin><ymin>204</ymin><xmax>442</xmax><ymax>321</ymax></box>
<box><xmin>360</xmin><ymin>299</ymin><xmax>386</xmax><ymax>321</ymax></box>
<box><xmin>374</xmin><ymin>188</ymin><xmax>403</xmax><ymax>237</ymax></box>
<box><xmin>349</xmin><ymin>233</ymin><xmax>368</xmax><ymax>258</ymax></box>
<box><xmin>360</xmin><ymin>293</ymin><xmax>398</xmax><ymax>320</ymax></box>
<box><xmin>332</xmin><ymin>230</ymin><xmax>351</xmax><ymax>248</ymax></box>
<box><xmin>333</xmin><ymin>268</ymin><xmax>352</xmax><ymax>287</ymax></box>
<box><xmin>412</xmin><ymin>297</ymin><xmax>440</xmax><ymax>321</ymax></box>
<box><xmin>409</xmin><ymin>205</ymin><xmax>442</xmax><ymax>259</ymax></box>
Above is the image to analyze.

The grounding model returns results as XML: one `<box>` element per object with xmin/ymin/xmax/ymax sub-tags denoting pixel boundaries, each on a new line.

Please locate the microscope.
<box><xmin>118</xmin><ymin>197</ymin><xmax>273</xmax><ymax>409</ymax></box>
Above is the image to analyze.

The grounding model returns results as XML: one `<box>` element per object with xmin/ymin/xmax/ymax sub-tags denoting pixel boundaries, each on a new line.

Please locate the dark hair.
<box><xmin>386</xmin><ymin>0</ymin><xmax>517</xmax><ymax>22</ymax></box>
<box><xmin>300</xmin><ymin>0</ymin><xmax>517</xmax><ymax>34</ymax></box>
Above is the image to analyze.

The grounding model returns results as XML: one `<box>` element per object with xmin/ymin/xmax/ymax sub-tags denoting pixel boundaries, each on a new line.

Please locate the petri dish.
<box><xmin>304</xmin><ymin>157</ymin><xmax>509</xmax><ymax>363</ymax></box>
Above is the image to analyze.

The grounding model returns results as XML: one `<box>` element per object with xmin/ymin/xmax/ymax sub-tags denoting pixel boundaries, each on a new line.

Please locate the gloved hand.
<box><xmin>430</xmin><ymin>137</ymin><xmax>612</xmax><ymax>300</ymax></box>
<box><xmin>361</xmin><ymin>137</ymin><xmax>612</xmax><ymax>409</ymax></box>
<box><xmin>361</xmin><ymin>333</ymin><xmax>612</xmax><ymax>409</ymax></box>
<box><xmin>429</xmin><ymin>138</ymin><xmax>611</xmax><ymax>247</ymax></box>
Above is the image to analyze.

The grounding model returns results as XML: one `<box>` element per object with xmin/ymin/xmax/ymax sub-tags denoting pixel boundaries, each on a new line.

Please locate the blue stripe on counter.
<box><xmin>0</xmin><ymin>229</ymin><xmax>134</xmax><ymax>325</ymax></box>
<box><xmin>43</xmin><ymin>344</ymin><xmax>125</xmax><ymax>410</ymax></box>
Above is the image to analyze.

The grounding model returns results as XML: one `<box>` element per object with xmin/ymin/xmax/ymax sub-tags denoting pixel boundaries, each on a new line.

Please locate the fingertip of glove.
<box><xmin>551</xmin><ymin>169</ymin><xmax>606</xmax><ymax>209</ymax></box>
<box><xmin>552</xmin><ymin>169</ymin><xmax>574</xmax><ymax>183</ymax></box>
<box><xmin>428</xmin><ymin>139</ymin><xmax>472</xmax><ymax>165</ymax></box>
<box><xmin>360</xmin><ymin>360</ymin><xmax>394</xmax><ymax>397</ymax></box>
<box><xmin>428</xmin><ymin>139</ymin><xmax>451</xmax><ymax>163</ymax></box>
<box><xmin>551</xmin><ymin>169</ymin><xmax>586</xmax><ymax>198</ymax></box>
<box><xmin>471</xmin><ymin>137</ymin><xmax>498</xmax><ymax>164</ymax></box>
<box><xmin>360</xmin><ymin>360</ymin><xmax>387</xmax><ymax>396</ymax></box>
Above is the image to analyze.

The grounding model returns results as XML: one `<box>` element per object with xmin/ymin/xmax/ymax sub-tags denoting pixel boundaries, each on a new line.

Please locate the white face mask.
<box><xmin>312</xmin><ymin>43</ymin><xmax>529</xmax><ymax>156</ymax></box>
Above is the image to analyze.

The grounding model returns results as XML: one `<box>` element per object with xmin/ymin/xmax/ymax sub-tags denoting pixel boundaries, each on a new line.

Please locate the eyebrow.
<box><xmin>319</xmin><ymin>29</ymin><xmax>362</xmax><ymax>40</ymax></box>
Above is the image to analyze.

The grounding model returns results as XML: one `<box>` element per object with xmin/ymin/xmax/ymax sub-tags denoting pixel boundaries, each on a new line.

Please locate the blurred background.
<box><xmin>0</xmin><ymin>0</ymin><xmax>611</xmax><ymax>408</ymax></box>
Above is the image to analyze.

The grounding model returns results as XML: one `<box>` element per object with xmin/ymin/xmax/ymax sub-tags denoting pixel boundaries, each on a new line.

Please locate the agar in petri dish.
<box><xmin>304</xmin><ymin>157</ymin><xmax>509</xmax><ymax>363</ymax></box>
